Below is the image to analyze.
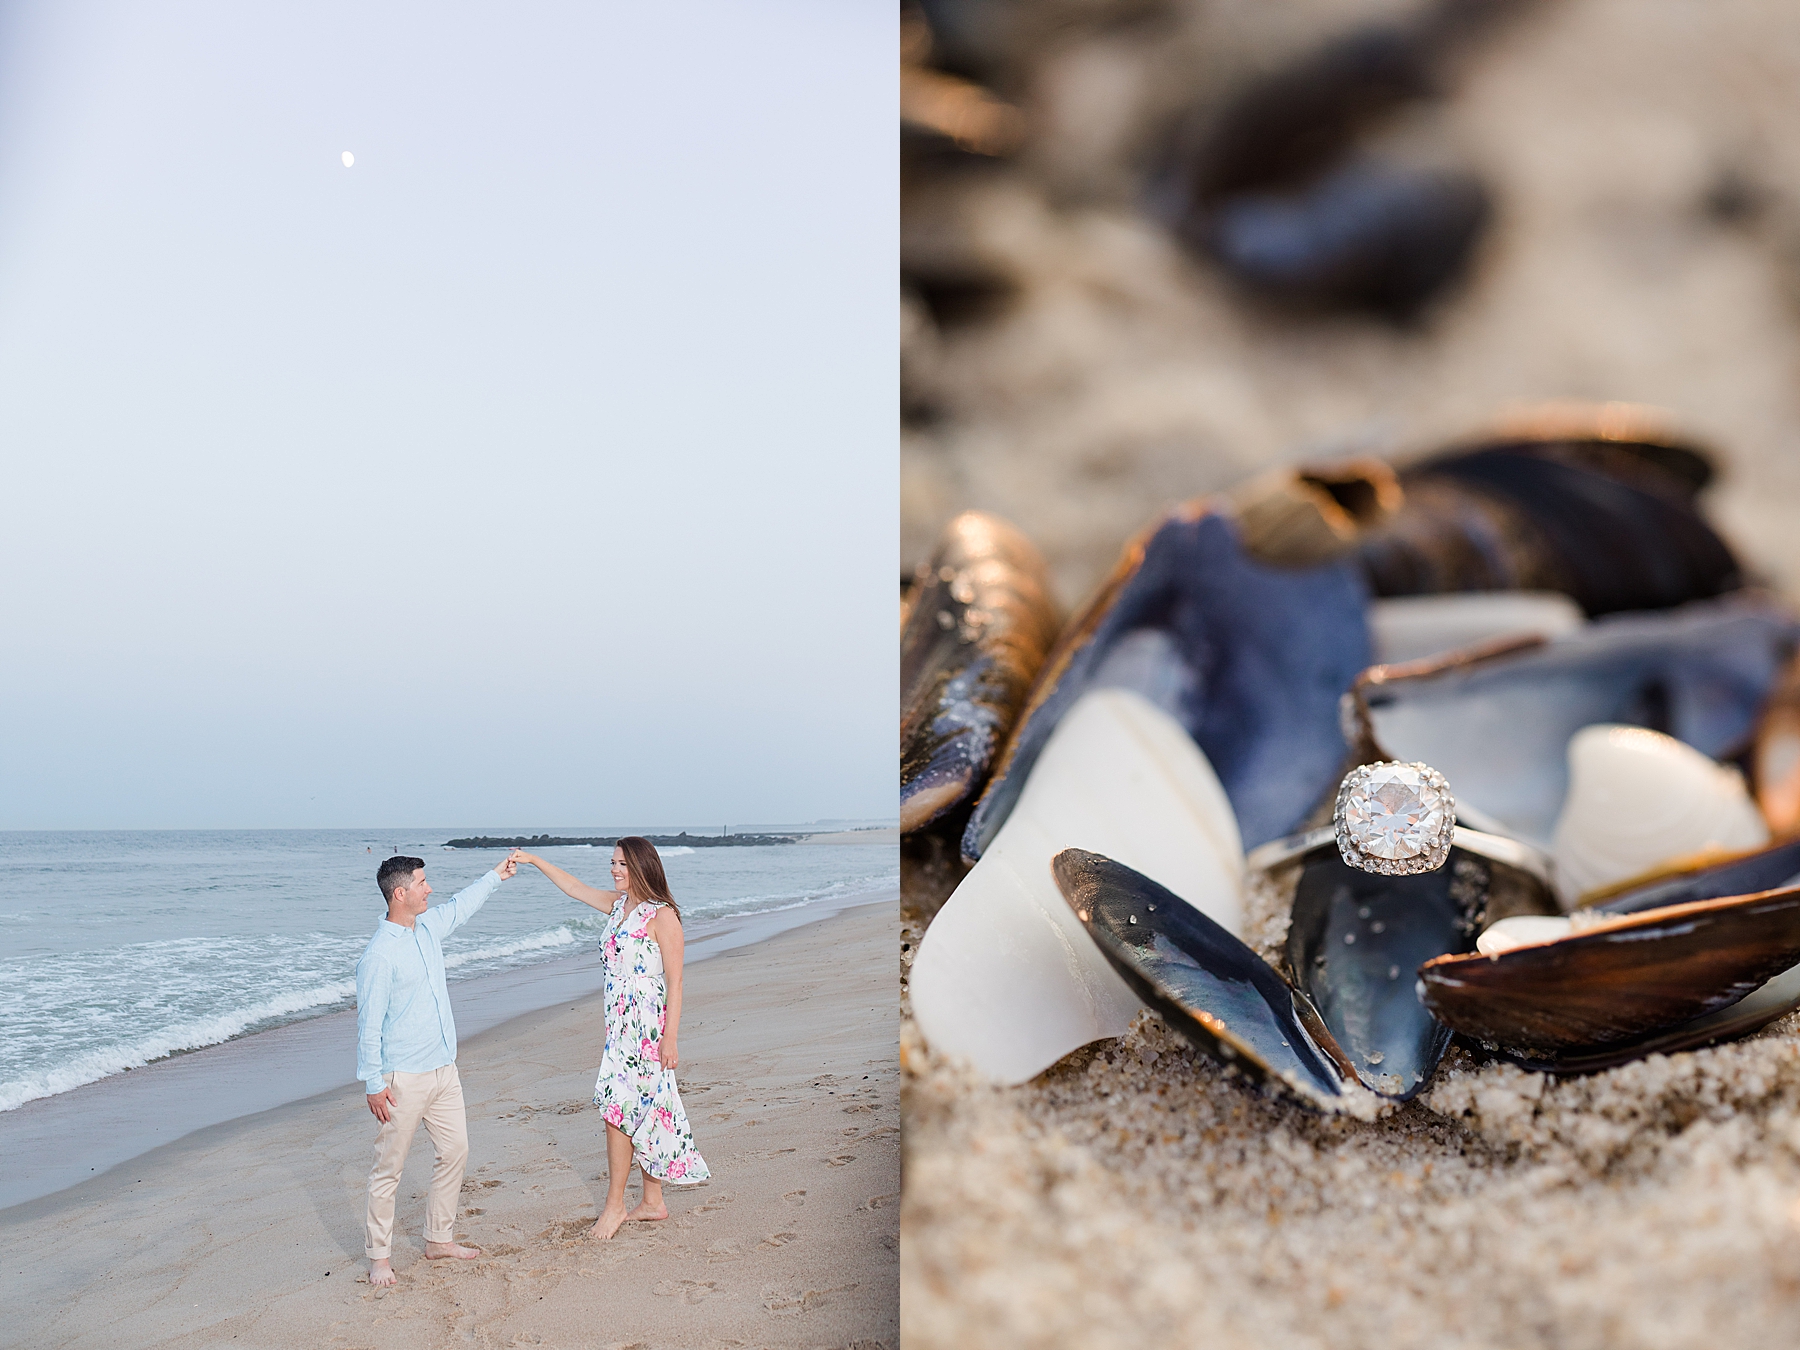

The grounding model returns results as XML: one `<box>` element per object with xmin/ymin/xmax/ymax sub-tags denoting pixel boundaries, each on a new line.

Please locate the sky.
<box><xmin>0</xmin><ymin>1</ymin><xmax>896</xmax><ymax>830</ymax></box>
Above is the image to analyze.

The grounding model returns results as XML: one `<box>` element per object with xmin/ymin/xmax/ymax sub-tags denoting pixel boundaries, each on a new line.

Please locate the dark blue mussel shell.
<box><xmin>1350</xmin><ymin>594</ymin><xmax>1800</xmax><ymax>844</ymax></box>
<box><xmin>1204</xmin><ymin>163</ymin><xmax>1491</xmax><ymax>317</ymax></box>
<box><xmin>1597</xmin><ymin>837</ymin><xmax>1800</xmax><ymax>919</ymax></box>
<box><xmin>1165</xmin><ymin>11</ymin><xmax>1515</xmax><ymax>317</ymax></box>
<box><xmin>963</xmin><ymin>505</ymin><xmax>1370</xmax><ymax>862</ymax></box>
<box><xmin>1053</xmin><ymin>848</ymin><xmax>1359</xmax><ymax>1110</ymax></box>
<box><xmin>1284</xmin><ymin>847</ymin><xmax>1495</xmax><ymax>1099</ymax></box>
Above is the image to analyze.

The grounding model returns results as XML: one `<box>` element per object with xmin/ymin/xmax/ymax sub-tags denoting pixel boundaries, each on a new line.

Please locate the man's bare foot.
<box><xmin>625</xmin><ymin>1201</ymin><xmax>668</xmax><ymax>1222</ymax></box>
<box><xmin>369</xmin><ymin>1258</ymin><xmax>397</xmax><ymax>1287</ymax></box>
<box><xmin>424</xmin><ymin>1241</ymin><xmax>481</xmax><ymax>1261</ymax></box>
<box><xmin>589</xmin><ymin>1203</ymin><xmax>628</xmax><ymax>1241</ymax></box>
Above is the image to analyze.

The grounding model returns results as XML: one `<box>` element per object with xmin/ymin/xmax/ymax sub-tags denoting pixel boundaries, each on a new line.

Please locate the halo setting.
<box><xmin>1334</xmin><ymin>761</ymin><xmax>1456</xmax><ymax>876</ymax></box>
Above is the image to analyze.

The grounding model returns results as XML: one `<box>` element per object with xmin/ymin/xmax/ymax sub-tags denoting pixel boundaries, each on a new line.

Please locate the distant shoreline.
<box><xmin>445</xmin><ymin>831</ymin><xmax>798</xmax><ymax>849</ymax></box>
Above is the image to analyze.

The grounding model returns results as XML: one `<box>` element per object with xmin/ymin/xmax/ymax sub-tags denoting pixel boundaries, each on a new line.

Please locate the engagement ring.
<box><xmin>1243</xmin><ymin>761</ymin><xmax>1554</xmax><ymax>889</ymax></box>
<box><xmin>1334</xmin><ymin>760</ymin><xmax>1455</xmax><ymax>875</ymax></box>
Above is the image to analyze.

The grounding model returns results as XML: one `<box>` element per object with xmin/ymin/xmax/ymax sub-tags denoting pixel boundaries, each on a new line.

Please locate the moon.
<box><xmin>342</xmin><ymin>151</ymin><xmax>354</xmax><ymax>168</ymax></box>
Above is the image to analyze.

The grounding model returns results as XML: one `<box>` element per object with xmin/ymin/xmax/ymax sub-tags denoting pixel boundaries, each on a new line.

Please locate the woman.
<box><xmin>514</xmin><ymin>837</ymin><xmax>710</xmax><ymax>1238</ymax></box>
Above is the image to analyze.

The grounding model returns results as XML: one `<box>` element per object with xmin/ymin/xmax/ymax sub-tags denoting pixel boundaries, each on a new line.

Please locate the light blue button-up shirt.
<box><xmin>355</xmin><ymin>870</ymin><xmax>500</xmax><ymax>1094</ymax></box>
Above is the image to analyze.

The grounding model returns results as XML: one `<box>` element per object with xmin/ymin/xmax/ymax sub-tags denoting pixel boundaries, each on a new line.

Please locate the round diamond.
<box><xmin>1343</xmin><ymin>764</ymin><xmax>1447</xmax><ymax>861</ymax></box>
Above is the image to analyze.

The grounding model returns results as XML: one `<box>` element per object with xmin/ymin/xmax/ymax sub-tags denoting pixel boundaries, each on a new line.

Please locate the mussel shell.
<box><xmin>1231</xmin><ymin>457</ymin><xmax>1402</xmax><ymax>569</ymax></box>
<box><xmin>1286</xmin><ymin>847</ymin><xmax>1496</xmax><ymax>1099</ymax></box>
<box><xmin>1053</xmin><ymin>849</ymin><xmax>1357</xmax><ymax>1109</ymax></box>
<box><xmin>1202</xmin><ymin>162</ymin><xmax>1491</xmax><ymax>317</ymax></box>
<box><xmin>901</xmin><ymin>512</ymin><xmax>1059</xmax><ymax>834</ymax></box>
<box><xmin>964</xmin><ymin>505</ymin><xmax>1370</xmax><ymax>861</ymax></box>
<box><xmin>1593</xmin><ymin>835</ymin><xmax>1800</xmax><ymax>916</ymax></box>
<box><xmin>1163</xmin><ymin>12</ymin><xmax>1518</xmax><ymax>318</ymax></box>
<box><xmin>1497</xmin><ymin>963</ymin><xmax>1800</xmax><ymax>1075</ymax></box>
<box><xmin>1418</xmin><ymin>887</ymin><xmax>1800</xmax><ymax>1055</ymax></box>
<box><xmin>1347</xmin><ymin>594</ymin><xmax>1800</xmax><ymax>844</ymax></box>
<box><xmin>1368</xmin><ymin>591</ymin><xmax>1585</xmax><ymax>666</ymax></box>
<box><xmin>1451</xmin><ymin>839</ymin><xmax>1800</xmax><ymax>1072</ymax></box>
<box><xmin>1355</xmin><ymin>435</ymin><xmax>1739</xmax><ymax>617</ymax></box>
<box><xmin>1185</xmin><ymin>23</ymin><xmax>1438</xmax><ymax>204</ymax></box>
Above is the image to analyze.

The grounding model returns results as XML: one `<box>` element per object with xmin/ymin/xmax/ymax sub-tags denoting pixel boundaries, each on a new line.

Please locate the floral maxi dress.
<box><xmin>592</xmin><ymin>899</ymin><xmax>710</xmax><ymax>1183</ymax></box>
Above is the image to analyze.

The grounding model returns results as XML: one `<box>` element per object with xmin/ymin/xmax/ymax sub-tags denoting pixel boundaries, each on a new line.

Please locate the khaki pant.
<box><xmin>364</xmin><ymin>1064</ymin><xmax>469</xmax><ymax>1260</ymax></box>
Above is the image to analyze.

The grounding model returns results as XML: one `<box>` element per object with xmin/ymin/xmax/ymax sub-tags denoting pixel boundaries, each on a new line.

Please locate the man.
<box><xmin>356</xmin><ymin>850</ymin><xmax>519</xmax><ymax>1287</ymax></box>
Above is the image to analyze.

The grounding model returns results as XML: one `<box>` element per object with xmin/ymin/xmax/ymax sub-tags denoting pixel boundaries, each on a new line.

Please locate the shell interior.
<box><xmin>964</xmin><ymin>506</ymin><xmax>1369</xmax><ymax>862</ymax></box>
<box><xmin>1053</xmin><ymin>848</ymin><xmax>1360</xmax><ymax>1111</ymax></box>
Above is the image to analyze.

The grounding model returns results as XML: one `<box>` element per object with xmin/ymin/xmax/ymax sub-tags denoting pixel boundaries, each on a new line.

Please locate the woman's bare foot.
<box><xmin>424</xmin><ymin>1241</ymin><xmax>481</xmax><ymax>1261</ymax></box>
<box><xmin>625</xmin><ymin>1201</ymin><xmax>668</xmax><ymax>1222</ymax></box>
<box><xmin>368</xmin><ymin>1258</ymin><xmax>397</xmax><ymax>1287</ymax></box>
<box><xmin>589</xmin><ymin>1203</ymin><xmax>629</xmax><ymax>1241</ymax></box>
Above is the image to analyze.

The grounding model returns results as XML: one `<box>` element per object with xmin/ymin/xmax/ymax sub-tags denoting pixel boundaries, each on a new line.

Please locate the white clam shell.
<box><xmin>909</xmin><ymin>687</ymin><xmax>1244</xmax><ymax>1085</ymax></box>
<box><xmin>1369</xmin><ymin>592</ymin><xmax>1585</xmax><ymax>667</ymax></box>
<box><xmin>1549</xmin><ymin>724</ymin><xmax>1770</xmax><ymax>907</ymax></box>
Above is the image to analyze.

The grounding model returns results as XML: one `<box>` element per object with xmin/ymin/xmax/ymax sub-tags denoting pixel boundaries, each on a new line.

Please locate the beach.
<box><xmin>2</xmin><ymin>895</ymin><xmax>898</xmax><ymax>1350</ymax></box>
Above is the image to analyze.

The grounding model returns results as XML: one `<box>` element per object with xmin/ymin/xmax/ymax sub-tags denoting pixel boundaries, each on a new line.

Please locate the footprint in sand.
<box><xmin>825</xmin><ymin>1155</ymin><xmax>857</xmax><ymax>1167</ymax></box>
<box><xmin>758</xmin><ymin>1232</ymin><xmax>801</xmax><ymax>1249</ymax></box>
<box><xmin>782</xmin><ymin>1190</ymin><xmax>806</xmax><ymax>1207</ymax></box>
<box><xmin>860</xmin><ymin>1193</ymin><xmax>899</xmax><ymax>1210</ymax></box>
<box><xmin>695</xmin><ymin>1193</ymin><xmax>736</xmax><ymax>1213</ymax></box>
<box><xmin>652</xmin><ymin>1279</ymin><xmax>717</xmax><ymax>1304</ymax></box>
<box><xmin>763</xmin><ymin>1283</ymin><xmax>856</xmax><ymax>1315</ymax></box>
<box><xmin>541</xmin><ymin>1219</ymin><xmax>596</xmax><ymax>1242</ymax></box>
<box><xmin>461</xmin><ymin>1179</ymin><xmax>502</xmax><ymax>1193</ymax></box>
<box><xmin>841</xmin><ymin>1103</ymin><xmax>874</xmax><ymax>1114</ymax></box>
<box><xmin>464</xmin><ymin>1207</ymin><xmax>485</xmax><ymax>1216</ymax></box>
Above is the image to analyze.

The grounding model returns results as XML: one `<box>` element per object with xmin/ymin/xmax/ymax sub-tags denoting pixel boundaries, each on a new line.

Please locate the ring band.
<box><xmin>1245</xmin><ymin>822</ymin><xmax>1554</xmax><ymax>890</ymax></box>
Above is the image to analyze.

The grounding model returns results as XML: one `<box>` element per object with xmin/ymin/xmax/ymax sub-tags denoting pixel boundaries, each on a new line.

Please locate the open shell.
<box><xmin>1368</xmin><ymin>591</ymin><xmax>1585</xmax><ymax>666</ymax></box>
<box><xmin>1419</xmin><ymin>887</ymin><xmax>1800</xmax><ymax>1057</ymax></box>
<box><xmin>1343</xmin><ymin>594</ymin><xmax>1800</xmax><ymax>846</ymax></box>
<box><xmin>909</xmin><ymin>689</ymin><xmax>1244</xmax><ymax>1086</ymax></box>
<box><xmin>1549</xmin><ymin>725</ymin><xmax>1769</xmax><ymax>907</ymax></box>
<box><xmin>1053</xmin><ymin>849</ymin><xmax>1363</xmax><ymax>1111</ymax></box>
<box><xmin>1282</xmin><ymin>848</ymin><xmax>1480</xmax><ymax>1098</ymax></box>
<box><xmin>963</xmin><ymin>502</ymin><xmax>1369</xmax><ymax>862</ymax></box>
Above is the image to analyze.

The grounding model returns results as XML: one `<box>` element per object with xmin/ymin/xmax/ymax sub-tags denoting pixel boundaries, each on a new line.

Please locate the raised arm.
<box><xmin>516</xmin><ymin>851</ymin><xmax>619</xmax><ymax>913</ymax></box>
<box><xmin>650</xmin><ymin>907</ymin><xmax>685</xmax><ymax>1070</ymax></box>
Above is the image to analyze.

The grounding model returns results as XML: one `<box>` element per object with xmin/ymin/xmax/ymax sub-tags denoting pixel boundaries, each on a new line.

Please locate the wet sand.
<box><xmin>0</xmin><ymin>884</ymin><xmax>896</xmax><ymax>1212</ymax></box>
<box><xmin>2</xmin><ymin>896</ymin><xmax>898</xmax><ymax>1350</ymax></box>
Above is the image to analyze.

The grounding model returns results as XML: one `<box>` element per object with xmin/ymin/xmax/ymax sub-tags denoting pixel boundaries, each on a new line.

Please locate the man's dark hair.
<box><xmin>378</xmin><ymin>855</ymin><xmax>426</xmax><ymax>906</ymax></box>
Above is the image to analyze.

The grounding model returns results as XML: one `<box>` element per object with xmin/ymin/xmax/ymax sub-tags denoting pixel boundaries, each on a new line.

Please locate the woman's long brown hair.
<box><xmin>617</xmin><ymin>836</ymin><xmax>680</xmax><ymax>920</ymax></box>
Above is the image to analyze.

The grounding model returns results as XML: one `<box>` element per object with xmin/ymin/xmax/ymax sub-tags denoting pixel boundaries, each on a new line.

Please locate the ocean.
<box><xmin>0</xmin><ymin>829</ymin><xmax>898</xmax><ymax>1115</ymax></box>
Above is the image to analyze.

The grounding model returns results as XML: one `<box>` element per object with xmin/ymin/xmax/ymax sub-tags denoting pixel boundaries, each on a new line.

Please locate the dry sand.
<box><xmin>2</xmin><ymin>898</ymin><xmax>898</xmax><ymax>1350</ymax></box>
<box><xmin>902</xmin><ymin>2</ymin><xmax>1800</xmax><ymax>1344</ymax></box>
<box><xmin>902</xmin><ymin>862</ymin><xmax>1800</xmax><ymax>1349</ymax></box>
